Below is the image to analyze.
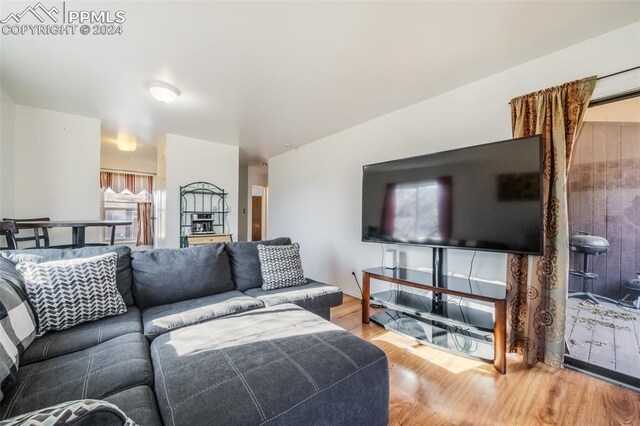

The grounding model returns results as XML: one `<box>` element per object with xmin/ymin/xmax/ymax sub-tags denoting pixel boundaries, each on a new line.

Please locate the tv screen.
<box><xmin>362</xmin><ymin>135</ymin><xmax>543</xmax><ymax>255</ymax></box>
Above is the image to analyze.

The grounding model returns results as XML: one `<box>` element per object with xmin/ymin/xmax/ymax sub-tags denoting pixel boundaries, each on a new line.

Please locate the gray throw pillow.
<box><xmin>257</xmin><ymin>243</ymin><xmax>307</xmax><ymax>290</ymax></box>
<box><xmin>224</xmin><ymin>237</ymin><xmax>292</xmax><ymax>291</ymax></box>
<box><xmin>16</xmin><ymin>253</ymin><xmax>126</xmax><ymax>335</ymax></box>
<box><xmin>0</xmin><ymin>399</ymin><xmax>137</xmax><ymax>425</ymax></box>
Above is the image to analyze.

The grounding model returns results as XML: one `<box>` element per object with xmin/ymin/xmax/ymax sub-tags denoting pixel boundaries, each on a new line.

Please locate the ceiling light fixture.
<box><xmin>146</xmin><ymin>81</ymin><xmax>180</xmax><ymax>103</ymax></box>
<box><xmin>117</xmin><ymin>133</ymin><xmax>137</xmax><ymax>152</ymax></box>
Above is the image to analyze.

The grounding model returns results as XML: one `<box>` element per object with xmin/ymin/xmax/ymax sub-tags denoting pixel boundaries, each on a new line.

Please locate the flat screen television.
<box><xmin>362</xmin><ymin>135</ymin><xmax>543</xmax><ymax>255</ymax></box>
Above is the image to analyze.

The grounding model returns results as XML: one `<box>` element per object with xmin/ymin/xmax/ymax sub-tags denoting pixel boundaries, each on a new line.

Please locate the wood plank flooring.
<box><xmin>565</xmin><ymin>298</ymin><xmax>639</xmax><ymax>378</ymax></box>
<box><xmin>331</xmin><ymin>295</ymin><xmax>640</xmax><ymax>426</ymax></box>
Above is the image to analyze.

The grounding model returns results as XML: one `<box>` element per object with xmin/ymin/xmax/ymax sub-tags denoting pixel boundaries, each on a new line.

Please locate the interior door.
<box><xmin>252</xmin><ymin>196</ymin><xmax>262</xmax><ymax>241</ymax></box>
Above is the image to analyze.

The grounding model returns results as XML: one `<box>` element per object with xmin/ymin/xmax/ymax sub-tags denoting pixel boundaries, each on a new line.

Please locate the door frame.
<box><xmin>564</xmin><ymin>88</ymin><xmax>640</xmax><ymax>390</ymax></box>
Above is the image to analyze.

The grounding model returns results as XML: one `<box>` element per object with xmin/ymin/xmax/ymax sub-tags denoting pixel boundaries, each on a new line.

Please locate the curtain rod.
<box><xmin>597</xmin><ymin>65</ymin><xmax>640</xmax><ymax>81</ymax></box>
<box><xmin>100</xmin><ymin>168</ymin><xmax>156</xmax><ymax>176</ymax></box>
<box><xmin>507</xmin><ymin>66</ymin><xmax>640</xmax><ymax>105</ymax></box>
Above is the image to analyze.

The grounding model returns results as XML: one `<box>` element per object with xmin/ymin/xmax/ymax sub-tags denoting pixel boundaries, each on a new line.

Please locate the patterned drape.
<box><xmin>100</xmin><ymin>171</ymin><xmax>153</xmax><ymax>194</ymax></box>
<box><xmin>506</xmin><ymin>76</ymin><xmax>596</xmax><ymax>368</ymax></box>
<box><xmin>99</xmin><ymin>171</ymin><xmax>113</xmax><ymax>190</ymax></box>
<box><xmin>136</xmin><ymin>202</ymin><xmax>153</xmax><ymax>246</ymax></box>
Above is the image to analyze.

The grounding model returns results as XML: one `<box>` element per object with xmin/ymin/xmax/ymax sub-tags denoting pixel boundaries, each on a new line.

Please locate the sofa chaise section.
<box><xmin>0</xmin><ymin>333</ymin><xmax>153</xmax><ymax>420</ymax></box>
<box><xmin>141</xmin><ymin>291</ymin><xmax>265</xmax><ymax>340</ymax></box>
<box><xmin>243</xmin><ymin>279</ymin><xmax>343</xmax><ymax>320</ymax></box>
<box><xmin>150</xmin><ymin>304</ymin><xmax>389</xmax><ymax>426</ymax></box>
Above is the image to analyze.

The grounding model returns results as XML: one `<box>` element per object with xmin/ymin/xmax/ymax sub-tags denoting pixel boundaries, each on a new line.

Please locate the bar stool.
<box><xmin>3</xmin><ymin>217</ymin><xmax>51</xmax><ymax>248</ymax></box>
<box><xmin>0</xmin><ymin>221</ymin><xmax>18</xmax><ymax>250</ymax></box>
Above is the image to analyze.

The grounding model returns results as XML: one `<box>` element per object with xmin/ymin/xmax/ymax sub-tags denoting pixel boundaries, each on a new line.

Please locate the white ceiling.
<box><xmin>2</xmin><ymin>1</ymin><xmax>639</xmax><ymax>165</ymax></box>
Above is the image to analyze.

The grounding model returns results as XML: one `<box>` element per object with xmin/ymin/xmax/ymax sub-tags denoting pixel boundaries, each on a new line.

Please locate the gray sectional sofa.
<box><xmin>0</xmin><ymin>238</ymin><xmax>389</xmax><ymax>425</ymax></box>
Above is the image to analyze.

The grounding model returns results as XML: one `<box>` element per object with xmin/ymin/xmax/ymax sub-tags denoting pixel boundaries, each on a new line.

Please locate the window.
<box><xmin>103</xmin><ymin>188</ymin><xmax>152</xmax><ymax>242</ymax></box>
<box><xmin>394</xmin><ymin>182</ymin><xmax>440</xmax><ymax>242</ymax></box>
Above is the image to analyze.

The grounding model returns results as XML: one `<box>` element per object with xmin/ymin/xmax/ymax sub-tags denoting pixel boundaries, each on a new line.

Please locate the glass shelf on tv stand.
<box><xmin>370</xmin><ymin>290</ymin><xmax>495</xmax><ymax>339</ymax></box>
<box><xmin>370</xmin><ymin>310</ymin><xmax>495</xmax><ymax>362</ymax></box>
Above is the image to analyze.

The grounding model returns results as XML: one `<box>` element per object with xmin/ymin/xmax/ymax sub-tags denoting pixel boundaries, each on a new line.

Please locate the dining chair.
<box><xmin>0</xmin><ymin>221</ymin><xmax>18</xmax><ymax>250</ymax></box>
<box><xmin>3</xmin><ymin>217</ymin><xmax>51</xmax><ymax>248</ymax></box>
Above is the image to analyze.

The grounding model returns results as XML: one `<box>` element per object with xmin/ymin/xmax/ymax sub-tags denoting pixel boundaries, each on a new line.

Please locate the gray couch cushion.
<box><xmin>151</xmin><ymin>304</ymin><xmax>388</xmax><ymax>426</ymax></box>
<box><xmin>1</xmin><ymin>246</ymin><xmax>135</xmax><ymax>306</ymax></box>
<box><xmin>21</xmin><ymin>307</ymin><xmax>142</xmax><ymax>365</ymax></box>
<box><xmin>142</xmin><ymin>291</ymin><xmax>264</xmax><ymax>340</ymax></box>
<box><xmin>0</xmin><ymin>332</ymin><xmax>153</xmax><ymax>420</ymax></box>
<box><xmin>224</xmin><ymin>237</ymin><xmax>291</xmax><ymax>291</ymax></box>
<box><xmin>105</xmin><ymin>386</ymin><xmax>163</xmax><ymax>426</ymax></box>
<box><xmin>243</xmin><ymin>280</ymin><xmax>343</xmax><ymax>312</ymax></box>
<box><xmin>131</xmin><ymin>244</ymin><xmax>234</xmax><ymax>309</ymax></box>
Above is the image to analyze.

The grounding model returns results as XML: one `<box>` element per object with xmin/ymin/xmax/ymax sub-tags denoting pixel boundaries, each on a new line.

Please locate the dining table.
<box><xmin>17</xmin><ymin>220</ymin><xmax>132</xmax><ymax>248</ymax></box>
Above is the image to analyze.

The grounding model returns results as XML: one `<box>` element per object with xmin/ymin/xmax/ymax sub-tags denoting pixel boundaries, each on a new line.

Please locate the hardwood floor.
<box><xmin>330</xmin><ymin>295</ymin><xmax>640</xmax><ymax>426</ymax></box>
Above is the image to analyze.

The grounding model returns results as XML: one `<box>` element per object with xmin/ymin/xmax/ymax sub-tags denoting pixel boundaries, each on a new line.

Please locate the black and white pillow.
<box><xmin>16</xmin><ymin>253</ymin><xmax>126</xmax><ymax>335</ymax></box>
<box><xmin>257</xmin><ymin>243</ymin><xmax>307</xmax><ymax>290</ymax></box>
<box><xmin>0</xmin><ymin>398</ymin><xmax>137</xmax><ymax>425</ymax></box>
<box><xmin>0</xmin><ymin>278</ymin><xmax>37</xmax><ymax>402</ymax></box>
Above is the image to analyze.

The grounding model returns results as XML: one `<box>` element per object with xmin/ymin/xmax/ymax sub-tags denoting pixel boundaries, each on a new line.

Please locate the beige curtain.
<box><xmin>506</xmin><ymin>76</ymin><xmax>596</xmax><ymax>368</ymax></box>
<box><xmin>99</xmin><ymin>171</ymin><xmax>113</xmax><ymax>190</ymax></box>
<box><xmin>100</xmin><ymin>171</ymin><xmax>153</xmax><ymax>194</ymax></box>
<box><xmin>136</xmin><ymin>202</ymin><xmax>153</xmax><ymax>246</ymax></box>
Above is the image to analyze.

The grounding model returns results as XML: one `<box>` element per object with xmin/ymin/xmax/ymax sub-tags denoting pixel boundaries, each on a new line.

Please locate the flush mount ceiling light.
<box><xmin>117</xmin><ymin>133</ymin><xmax>137</xmax><ymax>152</ymax></box>
<box><xmin>146</xmin><ymin>81</ymin><xmax>180</xmax><ymax>103</ymax></box>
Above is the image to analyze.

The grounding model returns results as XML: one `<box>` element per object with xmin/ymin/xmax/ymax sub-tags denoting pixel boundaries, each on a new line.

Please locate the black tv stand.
<box><xmin>361</xmin><ymin>259</ymin><xmax>507</xmax><ymax>374</ymax></box>
<box><xmin>431</xmin><ymin>247</ymin><xmax>446</xmax><ymax>314</ymax></box>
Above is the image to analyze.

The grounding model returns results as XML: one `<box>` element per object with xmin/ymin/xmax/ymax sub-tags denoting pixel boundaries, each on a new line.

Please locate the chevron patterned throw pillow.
<box><xmin>16</xmin><ymin>253</ymin><xmax>126</xmax><ymax>335</ymax></box>
<box><xmin>1</xmin><ymin>399</ymin><xmax>137</xmax><ymax>425</ymax></box>
<box><xmin>257</xmin><ymin>243</ymin><xmax>307</xmax><ymax>290</ymax></box>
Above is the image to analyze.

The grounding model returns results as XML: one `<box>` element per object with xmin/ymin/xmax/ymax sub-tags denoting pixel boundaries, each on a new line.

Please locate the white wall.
<box><xmin>100</xmin><ymin>150</ymin><xmax>158</xmax><ymax>175</ymax></box>
<box><xmin>0</xmin><ymin>88</ymin><xmax>15</xmax><ymax>220</ymax></box>
<box><xmin>162</xmin><ymin>134</ymin><xmax>239</xmax><ymax>247</ymax></box>
<box><xmin>268</xmin><ymin>22</ymin><xmax>640</xmax><ymax>298</ymax></box>
<box><xmin>100</xmin><ymin>135</ymin><xmax>158</xmax><ymax>175</ymax></box>
<box><xmin>13</xmin><ymin>105</ymin><xmax>101</xmax><ymax>246</ymax></box>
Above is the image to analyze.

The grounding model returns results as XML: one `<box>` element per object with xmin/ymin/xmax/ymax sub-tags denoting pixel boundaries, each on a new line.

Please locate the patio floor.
<box><xmin>565</xmin><ymin>298</ymin><xmax>639</xmax><ymax>378</ymax></box>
